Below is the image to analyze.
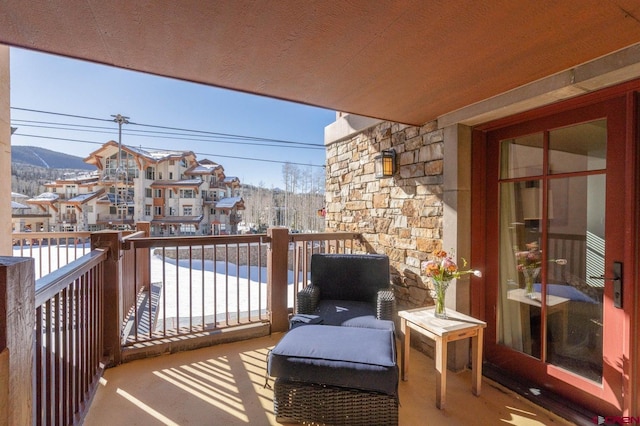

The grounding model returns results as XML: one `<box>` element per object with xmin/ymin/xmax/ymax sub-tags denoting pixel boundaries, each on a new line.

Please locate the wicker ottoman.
<box><xmin>268</xmin><ymin>325</ymin><xmax>398</xmax><ymax>425</ymax></box>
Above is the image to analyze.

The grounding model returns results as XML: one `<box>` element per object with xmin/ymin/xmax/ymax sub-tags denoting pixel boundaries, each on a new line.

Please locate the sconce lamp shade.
<box><xmin>375</xmin><ymin>149</ymin><xmax>396</xmax><ymax>178</ymax></box>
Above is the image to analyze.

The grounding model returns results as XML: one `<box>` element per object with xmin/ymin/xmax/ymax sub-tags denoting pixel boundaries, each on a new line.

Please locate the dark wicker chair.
<box><xmin>295</xmin><ymin>253</ymin><xmax>396</xmax><ymax>327</ymax></box>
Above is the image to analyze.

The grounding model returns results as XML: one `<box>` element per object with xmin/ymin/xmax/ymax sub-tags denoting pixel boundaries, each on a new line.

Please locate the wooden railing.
<box><xmin>121</xmin><ymin>233</ymin><xmax>269</xmax><ymax>347</ymax></box>
<box><xmin>3</xmin><ymin>227</ymin><xmax>364</xmax><ymax>425</ymax></box>
<box><xmin>12</xmin><ymin>231</ymin><xmax>92</xmax><ymax>280</ymax></box>
<box><xmin>33</xmin><ymin>249</ymin><xmax>109</xmax><ymax>426</ymax></box>
<box><xmin>117</xmin><ymin>229</ymin><xmax>365</xmax><ymax>350</ymax></box>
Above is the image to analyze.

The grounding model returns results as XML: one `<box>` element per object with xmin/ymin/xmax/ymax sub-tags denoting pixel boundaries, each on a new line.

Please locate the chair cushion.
<box><xmin>315</xmin><ymin>300</ymin><xmax>394</xmax><ymax>330</ymax></box>
<box><xmin>311</xmin><ymin>253</ymin><xmax>390</xmax><ymax>302</ymax></box>
<box><xmin>268</xmin><ymin>325</ymin><xmax>398</xmax><ymax>396</ymax></box>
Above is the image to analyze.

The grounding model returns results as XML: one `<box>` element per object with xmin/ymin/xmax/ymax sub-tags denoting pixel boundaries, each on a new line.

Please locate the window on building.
<box><xmin>144</xmin><ymin>205</ymin><xmax>151</xmax><ymax>216</ymax></box>
<box><xmin>169</xmin><ymin>172</ymin><xmax>173</xmax><ymax>180</ymax></box>
<box><xmin>154</xmin><ymin>189</ymin><xmax>163</xmax><ymax>198</ymax></box>
<box><xmin>183</xmin><ymin>206</ymin><xmax>192</xmax><ymax>216</ymax></box>
<box><xmin>180</xmin><ymin>189</ymin><xmax>195</xmax><ymax>198</ymax></box>
<box><xmin>154</xmin><ymin>206</ymin><xmax>163</xmax><ymax>216</ymax></box>
<box><xmin>169</xmin><ymin>207</ymin><xmax>175</xmax><ymax>216</ymax></box>
<box><xmin>145</xmin><ymin>167</ymin><xmax>155</xmax><ymax>180</ymax></box>
<box><xmin>159</xmin><ymin>172</ymin><xmax>163</xmax><ymax>180</ymax></box>
<box><xmin>145</xmin><ymin>188</ymin><xmax>152</xmax><ymax>198</ymax></box>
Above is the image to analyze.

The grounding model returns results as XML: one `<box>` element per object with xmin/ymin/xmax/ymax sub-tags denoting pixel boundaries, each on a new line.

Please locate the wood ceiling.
<box><xmin>1</xmin><ymin>1</ymin><xmax>640</xmax><ymax>125</ymax></box>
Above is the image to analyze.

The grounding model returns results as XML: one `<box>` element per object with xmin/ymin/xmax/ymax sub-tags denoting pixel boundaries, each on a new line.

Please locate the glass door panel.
<box><xmin>549</xmin><ymin>119</ymin><xmax>607</xmax><ymax>174</ymax></box>
<box><xmin>546</xmin><ymin>175</ymin><xmax>605</xmax><ymax>382</ymax></box>
<box><xmin>498</xmin><ymin>180</ymin><xmax>543</xmax><ymax>358</ymax></box>
<box><xmin>500</xmin><ymin>133</ymin><xmax>543</xmax><ymax>179</ymax></box>
<box><xmin>497</xmin><ymin>118</ymin><xmax>607</xmax><ymax>379</ymax></box>
<box><xmin>486</xmin><ymin>95</ymin><xmax>627</xmax><ymax>413</ymax></box>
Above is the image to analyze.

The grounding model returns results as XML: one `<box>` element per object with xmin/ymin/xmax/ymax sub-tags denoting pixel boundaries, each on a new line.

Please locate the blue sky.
<box><xmin>9</xmin><ymin>48</ymin><xmax>335</xmax><ymax>188</ymax></box>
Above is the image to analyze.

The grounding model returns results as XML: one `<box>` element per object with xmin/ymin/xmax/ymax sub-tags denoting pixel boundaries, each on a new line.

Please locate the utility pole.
<box><xmin>111</xmin><ymin>114</ymin><xmax>130</xmax><ymax>227</ymax></box>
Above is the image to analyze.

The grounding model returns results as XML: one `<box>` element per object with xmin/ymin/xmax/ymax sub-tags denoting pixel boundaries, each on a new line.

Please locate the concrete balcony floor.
<box><xmin>85</xmin><ymin>333</ymin><xmax>574</xmax><ymax>425</ymax></box>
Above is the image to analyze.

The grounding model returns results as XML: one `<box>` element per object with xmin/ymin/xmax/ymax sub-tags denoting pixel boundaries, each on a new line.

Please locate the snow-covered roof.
<box><xmin>125</xmin><ymin>145</ymin><xmax>190</xmax><ymax>161</ymax></box>
<box><xmin>189</xmin><ymin>164</ymin><xmax>219</xmax><ymax>173</ymax></box>
<box><xmin>11</xmin><ymin>201</ymin><xmax>30</xmax><ymax>209</ymax></box>
<box><xmin>11</xmin><ymin>192</ymin><xmax>28</xmax><ymax>199</ymax></box>
<box><xmin>60</xmin><ymin>171</ymin><xmax>100</xmax><ymax>182</ymax></box>
<box><xmin>215</xmin><ymin>196</ymin><xmax>243</xmax><ymax>209</ymax></box>
<box><xmin>29</xmin><ymin>192</ymin><xmax>59</xmax><ymax>202</ymax></box>
<box><xmin>67</xmin><ymin>191</ymin><xmax>101</xmax><ymax>203</ymax></box>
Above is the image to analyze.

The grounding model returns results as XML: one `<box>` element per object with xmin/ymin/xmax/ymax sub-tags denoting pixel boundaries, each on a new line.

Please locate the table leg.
<box><xmin>471</xmin><ymin>328</ymin><xmax>483</xmax><ymax>396</ymax></box>
<box><xmin>435</xmin><ymin>336</ymin><xmax>446</xmax><ymax>409</ymax></box>
<box><xmin>401</xmin><ymin>318</ymin><xmax>410</xmax><ymax>381</ymax></box>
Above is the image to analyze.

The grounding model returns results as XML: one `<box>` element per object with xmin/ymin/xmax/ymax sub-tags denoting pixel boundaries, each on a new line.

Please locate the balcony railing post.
<box><xmin>91</xmin><ymin>231</ymin><xmax>123</xmax><ymax>366</ymax></box>
<box><xmin>135</xmin><ymin>222</ymin><xmax>151</xmax><ymax>289</ymax></box>
<box><xmin>0</xmin><ymin>257</ymin><xmax>35</xmax><ymax>426</ymax></box>
<box><xmin>267</xmin><ymin>227</ymin><xmax>290</xmax><ymax>332</ymax></box>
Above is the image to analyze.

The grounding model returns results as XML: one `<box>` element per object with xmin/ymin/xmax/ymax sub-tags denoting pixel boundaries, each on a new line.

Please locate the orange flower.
<box><xmin>420</xmin><ymin>249</ymin><xmax>482</xmax><ymax>280</ymax></box>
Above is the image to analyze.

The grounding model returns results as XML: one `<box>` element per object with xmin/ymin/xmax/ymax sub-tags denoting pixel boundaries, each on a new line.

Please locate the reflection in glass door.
<box><xmin>497</xmin><ymin>119</ymin><xmax>606</xmax><ymax>382</ymax></box>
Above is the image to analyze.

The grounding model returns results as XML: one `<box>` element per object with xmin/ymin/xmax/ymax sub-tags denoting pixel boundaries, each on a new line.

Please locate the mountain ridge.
<box><xmin>11</xmin><ymin>145</ymin><xmax>95</xmax><ymax>170</ymax></box>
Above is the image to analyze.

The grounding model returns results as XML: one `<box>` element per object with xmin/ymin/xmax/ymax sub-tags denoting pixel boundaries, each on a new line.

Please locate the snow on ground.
<box><xmin>14</xmin><ymin>243</ymin><xmax>92</xmax><ymax>283</ymax></box>
<box><xmin>19</xmin><ymin>244</ymin><xmax>302</xmax><ymax>324</ymax></box>
<box><xmin>151</xmin><ymin>254</ymin><xmax>298</xmax><ymax>322</ymax></box>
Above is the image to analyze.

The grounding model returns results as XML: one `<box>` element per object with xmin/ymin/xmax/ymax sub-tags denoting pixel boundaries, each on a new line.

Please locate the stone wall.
<box><xmin>325</xmin><ymin>119</ymin><xmax>445</xmax><ymax>311</ymax></box>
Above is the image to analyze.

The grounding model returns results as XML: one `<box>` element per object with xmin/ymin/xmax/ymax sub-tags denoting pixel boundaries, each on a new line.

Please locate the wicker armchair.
<box><xmin>295</xmin><ymin>253</ymin><xmax>396</xmax><ymax>327</ymax></box>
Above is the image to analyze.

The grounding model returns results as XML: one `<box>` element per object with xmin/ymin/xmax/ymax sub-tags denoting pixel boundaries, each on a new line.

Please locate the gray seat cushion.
<box><xmin>268</xmin><ymin>324</ymin><xmax>398</xmax><ymax>396</ymax></box>
<box><xmin>315</xmin><ymin>300</ymin><xmax>395</xmax><ymax>330</ymax></box>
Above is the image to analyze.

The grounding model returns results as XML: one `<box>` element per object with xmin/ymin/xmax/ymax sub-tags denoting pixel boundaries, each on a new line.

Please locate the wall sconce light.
<box><xmin>375</xmin><ymin>149</ymin><xmax>396</xmax><ymax>178</ymax></box>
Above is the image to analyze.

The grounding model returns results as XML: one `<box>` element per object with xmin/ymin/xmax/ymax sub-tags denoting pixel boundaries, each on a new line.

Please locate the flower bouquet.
<box><xmin>421</xmin><ymin>250</ymin><xmax>482</xmax><ymax>319</ymax></box>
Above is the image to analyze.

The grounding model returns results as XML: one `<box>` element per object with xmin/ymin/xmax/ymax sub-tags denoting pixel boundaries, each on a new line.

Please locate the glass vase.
<box><xmin>522</xmin><ymin>267</ymin><xmax>540</xmax><ymax>299</ymax></box>
<box><xmin>431</xmin><ymin>278</ymin><xmax>451</xmax><ymax>319</ymax></box>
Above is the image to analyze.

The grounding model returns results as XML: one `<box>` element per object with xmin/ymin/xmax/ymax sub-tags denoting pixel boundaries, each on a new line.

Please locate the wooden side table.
<box><xmin>398</xmin><ymin>307</ymin><xmax>487</xmax><ymax>409</ymax></box>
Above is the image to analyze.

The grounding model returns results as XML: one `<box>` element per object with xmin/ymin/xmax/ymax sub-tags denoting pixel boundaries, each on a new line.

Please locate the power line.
<box><xmin>10</xmin><ymin>107</ymin><xmax>324</xmax><ymax>147</ymax></box>
<box><xmin>11</xmin><ymin>121</ymin><xmax>324</xmax><ymax>150</ymax></box>
<box><xmin>11</xmin><ymin>107</ymin><xmax>113</xmax><ymax>123</ymax></box>
<box><xmin>13</xmin><ymin>133</ymin><xmax>325</xmax><ymax>168</ymax></box>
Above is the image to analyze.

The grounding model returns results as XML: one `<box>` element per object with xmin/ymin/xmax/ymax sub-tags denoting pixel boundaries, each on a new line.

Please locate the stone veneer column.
<box><xmin>442</xmin><ymin>123</ymin><xmax>473</xmax><ymax>371</ymax></box>
<box><xmin>0</xmin><ymin>46</ymin><xmax>10</xmax><ymax>256</ymax></box>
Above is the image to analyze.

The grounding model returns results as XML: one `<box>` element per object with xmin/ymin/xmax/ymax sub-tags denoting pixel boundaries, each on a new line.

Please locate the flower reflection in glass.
<box><xmin>515</xmin><ymin>242</ymin><xmax>541</xmax><ymax>298</ymax></box>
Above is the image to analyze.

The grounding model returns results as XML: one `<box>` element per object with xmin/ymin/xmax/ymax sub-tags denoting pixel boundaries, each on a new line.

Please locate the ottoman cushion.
<box><xmin>268</xmin><ymin>324</ymin><xmax>398</xmax><ymax>396</ymax></box>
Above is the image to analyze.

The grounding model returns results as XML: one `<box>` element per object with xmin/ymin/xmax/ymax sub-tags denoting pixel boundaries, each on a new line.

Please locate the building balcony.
<box><xmin>96</xmin><ymin>213</ymin><xmax>135</xmax><ymax>225</ymax></box>
<box><xmin>1</xmin><ymin>228</ymin><xmax>584</xmax><ymax>426</ymax></box>
<box><xmin>60</xmin><ymin>213</ymin><xmax>77</xmax><ymax>223</ymax></box>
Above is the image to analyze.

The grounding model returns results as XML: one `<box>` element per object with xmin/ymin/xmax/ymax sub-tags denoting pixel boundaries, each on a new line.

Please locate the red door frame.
<box><xmin>470</xmin><ymin>81</ymin><xmax>639</xmax><ymax>414</ymax></box>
